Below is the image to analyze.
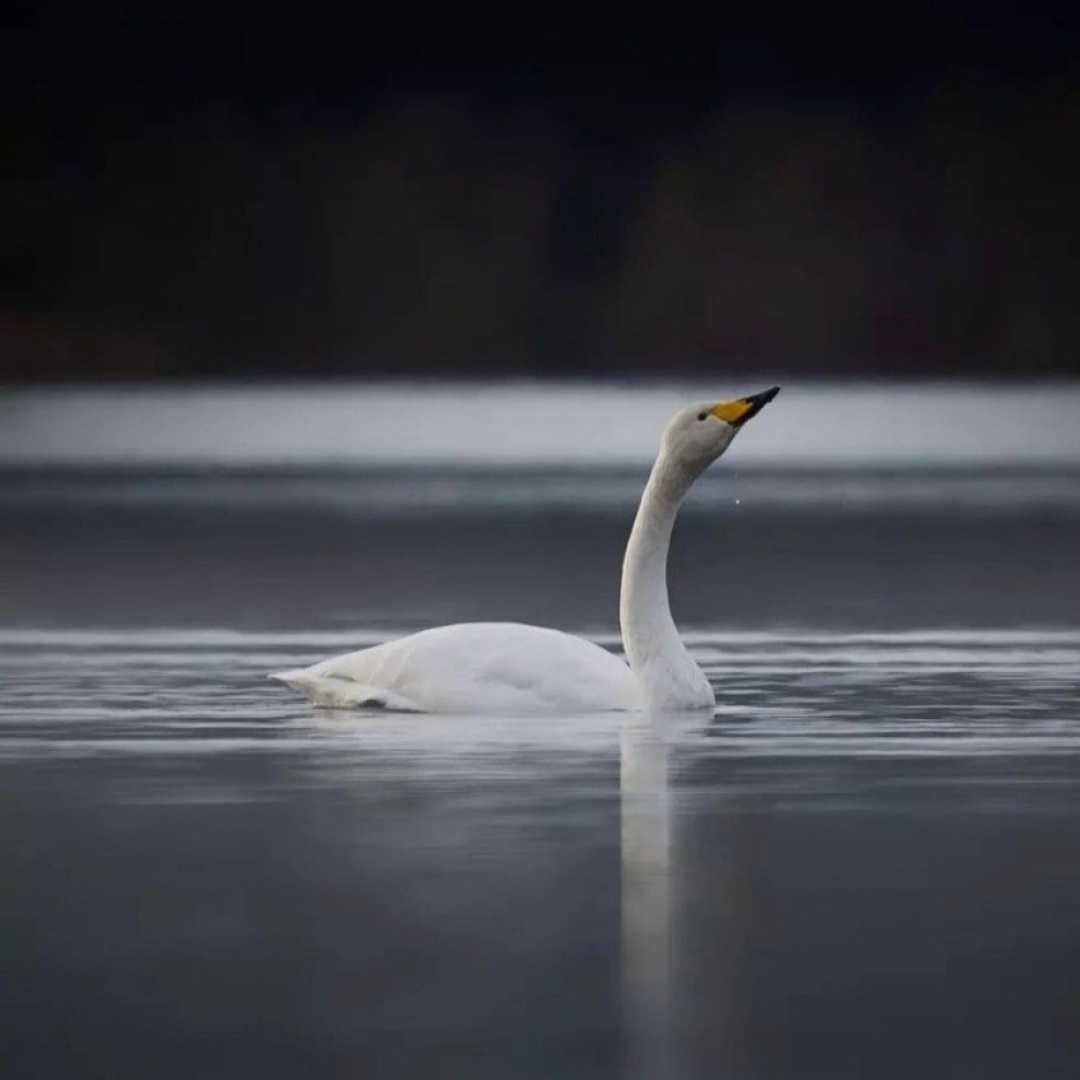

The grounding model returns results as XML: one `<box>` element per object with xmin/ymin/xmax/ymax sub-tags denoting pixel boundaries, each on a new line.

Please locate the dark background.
<box><xmin>4</xmin><ymin>3</ymin><xmax>1080</xmax><ymax>382</ymax></box>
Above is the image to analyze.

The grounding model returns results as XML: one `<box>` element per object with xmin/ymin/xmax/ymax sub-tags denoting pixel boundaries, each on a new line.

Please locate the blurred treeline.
<box><xmin>4</xmin><ymin>77</ymin><xmax>1080</xmax><ymax>380</ymax></box>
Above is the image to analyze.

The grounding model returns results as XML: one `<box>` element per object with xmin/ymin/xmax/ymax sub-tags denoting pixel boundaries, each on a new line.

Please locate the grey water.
<box><xmin>4</xmin><ymin>382</ymin><xmax>1080</xmax><ymax>1078</ymax></box>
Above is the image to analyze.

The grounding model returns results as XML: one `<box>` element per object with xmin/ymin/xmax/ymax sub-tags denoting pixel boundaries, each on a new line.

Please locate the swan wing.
<box><xmin>270</xmin><ymin>622</ymin><xmax>639</xmax><ymax>713</ymax></box>
<box><xmin>268</xmin><ymin>669</ymin><xmax>422</xmax><ymax>711</ymax></box>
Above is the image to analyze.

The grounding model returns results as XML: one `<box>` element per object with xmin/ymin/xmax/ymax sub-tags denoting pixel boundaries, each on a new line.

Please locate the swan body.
<box><xmin>271</xmin><ymin>387</ymin><xmax>779</xmax><ymax>713</ymax></box>
<box><xmin>272</xmin><ymin>622</ymin><xmax>640</xmax><ymax>713</ymax></box>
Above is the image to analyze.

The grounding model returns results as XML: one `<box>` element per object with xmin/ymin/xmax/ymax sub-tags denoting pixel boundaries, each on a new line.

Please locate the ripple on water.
<box><xmin>1</xmin><ymin>627</ymin><xmax>1078</xmax><ymax>765</ymax></box>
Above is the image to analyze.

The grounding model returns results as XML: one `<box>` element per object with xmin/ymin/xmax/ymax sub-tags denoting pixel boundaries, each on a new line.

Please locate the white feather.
<box><xmin>272</xmin><ymin>622</ymin><xmax>637</xmax><ymax>713</ymax></box>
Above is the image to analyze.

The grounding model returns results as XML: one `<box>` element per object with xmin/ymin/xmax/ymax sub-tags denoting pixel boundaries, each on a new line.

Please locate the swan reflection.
<box><xmin>621</xmin><ymin>711</ymin><xmax>674</xmax><ymax>1078</ymax></box>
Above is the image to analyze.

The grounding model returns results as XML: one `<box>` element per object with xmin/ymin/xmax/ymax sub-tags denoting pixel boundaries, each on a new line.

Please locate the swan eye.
<box><xmin>697</xmin><ymin>412</ymin><xmax>708</xmax><ymax>421</ymax></box>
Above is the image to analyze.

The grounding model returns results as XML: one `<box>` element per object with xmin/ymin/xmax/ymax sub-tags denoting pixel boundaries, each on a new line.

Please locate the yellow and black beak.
<box><xmin>710</xmin><ymin>386</ymin><xmax>781</xmax><ymax>426</ymax></box>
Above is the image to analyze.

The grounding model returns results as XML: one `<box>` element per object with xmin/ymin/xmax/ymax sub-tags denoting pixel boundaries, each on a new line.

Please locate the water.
<box><xmin>3</xmin><ymin>379</ymin><xmax>1079</xmax><ymax>467</ymax></box>
<box><xmin>4</xmin><ymin>381</ymin><xmax>1080</xmax><ymax>1077</ymax></box>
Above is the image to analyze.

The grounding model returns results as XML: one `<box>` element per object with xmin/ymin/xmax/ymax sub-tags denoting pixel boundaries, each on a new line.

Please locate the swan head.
<box><xmin>659</xmin><ymin>386</ymin><xmax>780</xmax><ymax>477</ymax></box>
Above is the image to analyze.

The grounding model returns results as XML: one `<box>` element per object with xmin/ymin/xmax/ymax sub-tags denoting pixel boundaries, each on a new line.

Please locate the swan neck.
<box><xmin>620</xmin><ymin>457</ymin><xmax>707</xmax><ymax>708</ymax></box>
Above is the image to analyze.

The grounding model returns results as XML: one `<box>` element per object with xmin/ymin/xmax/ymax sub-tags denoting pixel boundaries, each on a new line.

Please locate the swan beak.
<box><xmin>710</xmin><ymin>386</ymin><xmax>781</xmax><ymax>426</ymax></box>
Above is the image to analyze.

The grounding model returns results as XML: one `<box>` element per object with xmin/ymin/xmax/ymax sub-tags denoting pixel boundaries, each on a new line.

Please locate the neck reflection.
<box><xmin>621</xmin><ymin>711</ymin><xmax>674</xmax><ymax>1078</ymax></box>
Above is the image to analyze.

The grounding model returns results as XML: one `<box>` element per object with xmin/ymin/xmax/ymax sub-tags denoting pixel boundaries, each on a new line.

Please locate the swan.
<box><xmin>270</xmin><ymin>386</ymin><xmax>779</xmax><ymax>712</ymax></box>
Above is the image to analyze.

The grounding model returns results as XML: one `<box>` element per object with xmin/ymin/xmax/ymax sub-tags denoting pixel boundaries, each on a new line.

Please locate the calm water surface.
<box><xmin>4</xmin><ymin>392</ymin><xmax>1080</xmax><ymax>1077</ymax></box>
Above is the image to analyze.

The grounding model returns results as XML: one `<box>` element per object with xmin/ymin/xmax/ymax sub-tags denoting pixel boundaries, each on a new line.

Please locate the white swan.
<box><xmin>270</xmin><ymin>387</ymin><xmax>779</xmax><ymax>712</ymax></box>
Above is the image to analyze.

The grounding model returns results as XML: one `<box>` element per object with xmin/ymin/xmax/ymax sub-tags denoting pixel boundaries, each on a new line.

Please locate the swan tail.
<box><xmin>268</xmin><ymin>669</ymin><xmax>422</xmax><ymax>712</ymax></box>
<box><xmin>268</xmin><ymin>668</ymin><xmax>313</xmax><ymax>691</ymax></box>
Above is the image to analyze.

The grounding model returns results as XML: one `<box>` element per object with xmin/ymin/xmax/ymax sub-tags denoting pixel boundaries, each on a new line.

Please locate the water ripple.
<box><xmin>2</xmin><ymin>627</ymin><xmax>1077</xmax><ymax>764</ymax></box>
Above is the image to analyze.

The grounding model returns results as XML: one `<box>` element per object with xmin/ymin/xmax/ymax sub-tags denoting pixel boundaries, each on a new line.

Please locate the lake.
<box><xmin>3</xmin><ymin>380</ymin><xmax>1080</xmax><ymax>1078</ymax></box>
